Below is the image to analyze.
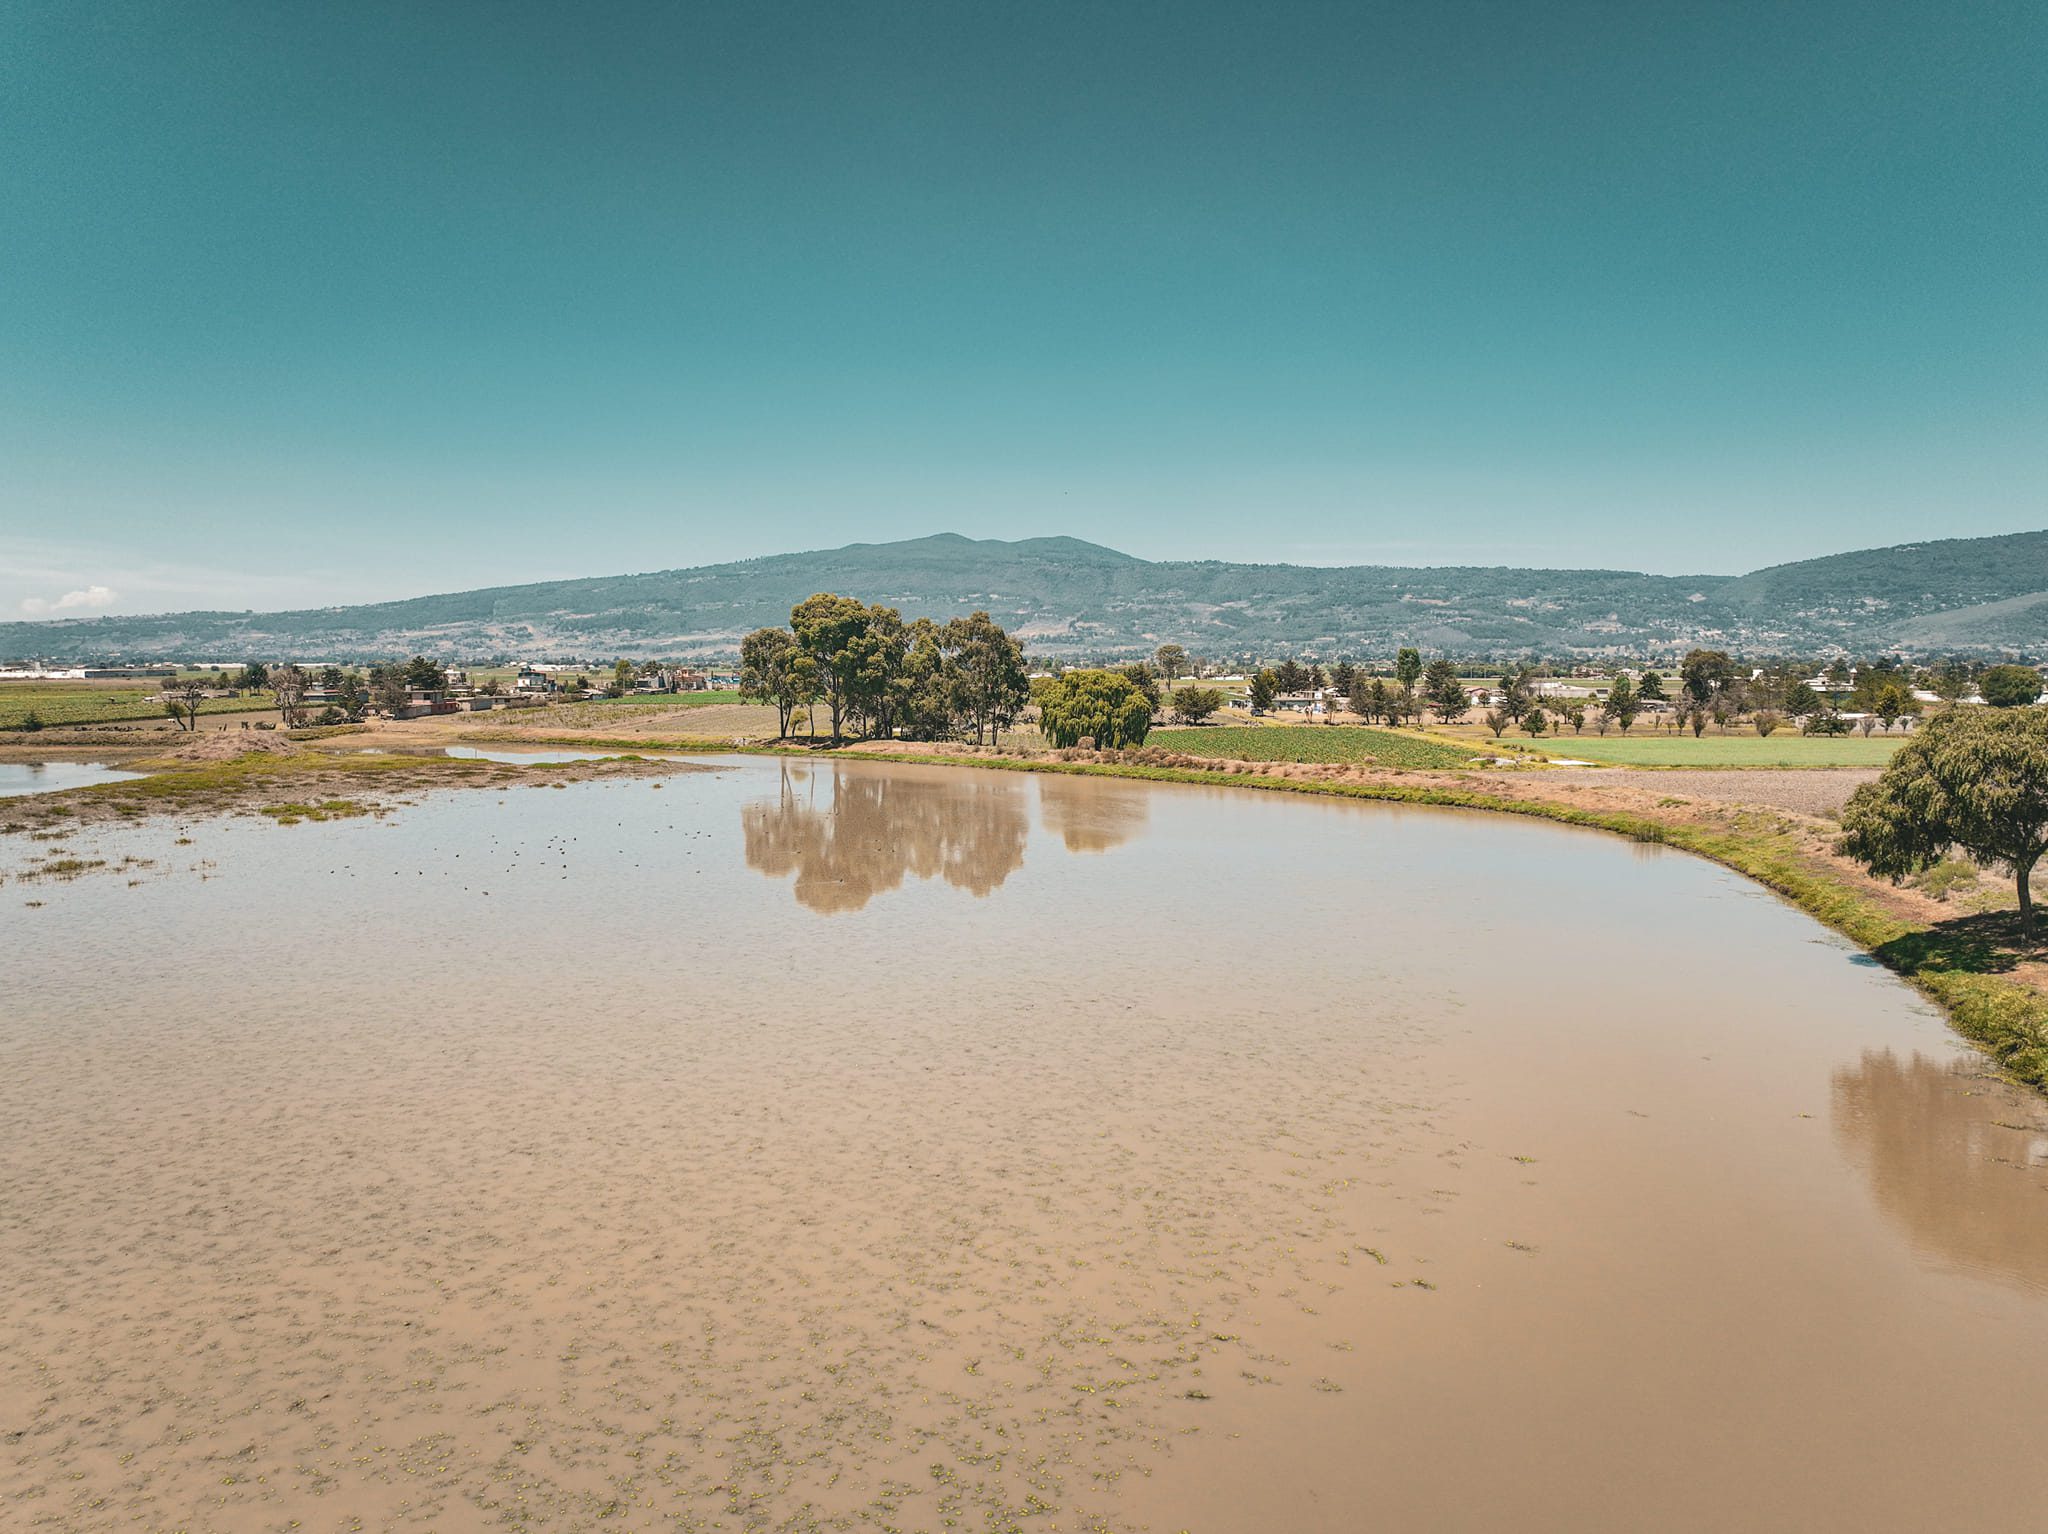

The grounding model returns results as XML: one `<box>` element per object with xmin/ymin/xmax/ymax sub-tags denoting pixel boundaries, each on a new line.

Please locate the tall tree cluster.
<box><xmin>746</xmin><ymin>597</ymin><xmax>1030</xmax><ymax>746</ymax></box>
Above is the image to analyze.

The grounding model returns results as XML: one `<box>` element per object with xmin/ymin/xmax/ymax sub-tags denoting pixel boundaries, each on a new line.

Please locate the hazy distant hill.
<box><xmin>5</xmin><ymin>530</ymin><xmax>2044</xmax><ymax>663</ymax></box>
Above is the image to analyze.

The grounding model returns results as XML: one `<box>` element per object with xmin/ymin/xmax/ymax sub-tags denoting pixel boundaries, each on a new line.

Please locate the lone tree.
<box><xmin>272</xmin><ymin>664</ymin><xmax>309</xmax><ymax>727</ymax></box>
<box><xmin>1170</xmin><ymin>685</ymin><xmax>1224</xmax><ymax>725</ymax></box>
<box><xmin>1248</xmin><ymin>669</ymin><xmax>1278</xmax><ymax>714</ymax></box>
<box><xmin>1680</xmin><ymin>648</ymin><xmax>1736</xmax><ymax>707</ymax></box>
<box><xmin>1839</xmin><ymin>708</ymin><xmax>2048</xmax><ymax>941</ymax></box>
<box><xmin>1979</xmin><ymin>664</ymin><xmax>2044</xmax><ymax>708</ymax></box>
<box><xmin>165</xmin><ymin>677</ymin><xmax>208</xmax><ymax>731</ymax></box>
<box><xmin>1422</xmin><ymin>658</ymin><xmax>1466</xmax><ymax>722</ymax></box>
<box><xmin>1602</xmin><ymin>673</ymin><xmax>1638</xmax><ymax>733</ymax></box>
<box><xmin>1033</xmin><ymin>669</ymin><xmax>1154</xmax><ymax>749</ymax></box>
<box><xmin>1154</xmin><ymin>644</ymin><xmax>1187</xmax><ymax>689</ymax></box>
<box><xmin>1395</xmin><ymin>647</ymin><xmax>1423</xmax><ymax>695</ymax></box>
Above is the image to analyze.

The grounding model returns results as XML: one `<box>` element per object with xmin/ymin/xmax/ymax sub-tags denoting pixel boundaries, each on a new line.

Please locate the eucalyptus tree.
<box><xmin>952</xmin><ymin>611</ymin><xmax>1030</xmax><ymax>746</ymax></box>
<box><xmin>791</xmin><ymin>592</ymin><xmax>873</xmax><ymax>744</ymax></box>
<box><xmin>740</xmin><ymin>626</ymin><xmax>810</xmax><ymax>737</ymax></box>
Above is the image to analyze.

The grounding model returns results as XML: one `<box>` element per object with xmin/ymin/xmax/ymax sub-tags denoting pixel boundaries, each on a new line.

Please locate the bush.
<box><xmin>1171</xmin><ymin>686</ymin><xmax>1224</xmax><ymax>725</ymax></box>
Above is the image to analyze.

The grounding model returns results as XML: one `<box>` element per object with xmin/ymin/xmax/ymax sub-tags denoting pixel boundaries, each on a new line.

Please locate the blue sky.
<box><xmin>3</xmin><ymin>0</ymin><xmax>2043</xmax><ymax>616</ymax></box>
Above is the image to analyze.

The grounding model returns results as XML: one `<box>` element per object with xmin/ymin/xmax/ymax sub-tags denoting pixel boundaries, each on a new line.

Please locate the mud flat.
<box><xmin>3</xmin><ymin>757</ymin><xmax>2044</xmax><ymax>1532</ymax></box>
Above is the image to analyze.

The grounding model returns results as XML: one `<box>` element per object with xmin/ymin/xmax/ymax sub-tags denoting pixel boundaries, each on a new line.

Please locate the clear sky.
<box><xmin>4</xmin><ymin>0</ymin><xmax>2043</xmax><ymax>617</ymax></box>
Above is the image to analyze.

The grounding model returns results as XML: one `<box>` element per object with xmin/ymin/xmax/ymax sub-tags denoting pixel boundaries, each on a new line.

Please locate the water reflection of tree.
<box><xmin>1831</xmin><ymin>1050</ymin><xmax>2048</xmax><ymax>1293</ymax></box>
<box><xmin>1036</xmin><ymin>775</ymin><xmax>1149</xmax><ymax>854</ymax></box>
<box><xmin>742</xmin><ymin>763</ymin><xmax>1029</xmax><ymax>913</ymax></box>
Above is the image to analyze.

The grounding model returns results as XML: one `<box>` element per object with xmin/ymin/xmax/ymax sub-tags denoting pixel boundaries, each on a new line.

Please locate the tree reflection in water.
<box><xmin>1035</xmin><ymin>773</ymin><xmax>1150</xmax><ymax>853</ymax></box>
<box><xmin>742</xmin><ymin>762</ymin><xmax>1031</xmax><ymax>913</ymax></box>
<box><xmin>1832</xmin><ymin>1049</ymin><xmax>2048</xmax><ymax>1293</ymax></box>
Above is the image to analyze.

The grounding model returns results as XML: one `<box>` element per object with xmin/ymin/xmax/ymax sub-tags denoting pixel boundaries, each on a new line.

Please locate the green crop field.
<box><xmin>0</xmin><ymin>683</ymin><xmax>272</xmax><ymax>731</ymax></box>
<box><xmin>1513</xmin><ymin>732</ymin><xmax>1909</xmax><ymax>767</ymax></box>
<box><xmin>1150</xmin><ymin>724</ymin><xmax>1476</xmax><ymax>769</ymax></box>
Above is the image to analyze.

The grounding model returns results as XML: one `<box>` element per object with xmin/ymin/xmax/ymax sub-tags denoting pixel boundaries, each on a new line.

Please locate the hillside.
<box><xmin>4</xmin><ymin>530</ymin><xmax>2043</xmax><ymax>663</ymax></box>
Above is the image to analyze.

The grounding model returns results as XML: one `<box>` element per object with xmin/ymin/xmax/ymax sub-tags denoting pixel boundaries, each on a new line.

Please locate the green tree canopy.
<box><xmin>1603</xmin><ymin>672</ymin><xmax>1638</xmax><ymax>732</ymax></box>
<box><xmin>1170</xmin><ymin>685</ymin><xmax>1224</xmax><ymax>724</ymax></box>
<box><xmin>1248</xmin><ymin>669</ymin><xmax>1277</xmax><ymax>713</ymax></box>
<box><xmin>790</xmin><ymin>592</ymin><xmax>874</xmax><ymax>743</ymax></box>
<box><xmin>1840</xmin><ymin>707</ymin><xmax>2048</xmax><ymax>938</ymax></box>
<box><xmin>950</xmin><ymin>610</ymin><xmax>1029</xmax><ymax>746</ymax></box>
<box><xmin>1979</xmin><ymin>665</ymin><xmax>2043</xmax><ymax>708</ymax></box>
<box><xmin>1395</xmin><ymin>647</ymin><xmax>1423</xmax><ymax>693</ymax></box>
<box><xmin>1118</xmin><ymin>660</ymin><xmax>1162</xmax><ymax>712</ymax></box>
<box><xmin>740</xmin><ymin>626</ymin><xmax>813</xmax><ymax>737</ymax></box>
<box><xmin>1034</xmin><ymin>669</ymin><xmax>1155</xmax><ymax>749</ymax></box>
<box><xmin>1680</xmin><ymin>648</ymin><xmax>1737</xmax><ymax>705</ymax></box>
<box><xmin>403</xmin><ymin>655</ymin><xmax>447</xmax><ymax>691</ymax></box>
<box><xmin>1422</xmin><ymin>658</ymin><xmax>1466</xmax><ymax>721</ymax></box>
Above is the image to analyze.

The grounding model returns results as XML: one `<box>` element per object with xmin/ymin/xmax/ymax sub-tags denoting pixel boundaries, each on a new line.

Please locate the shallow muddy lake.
<box><xmin>4</xmin><ymin>756</ymin><xmax>2046</xmax><ymax>1532</ymax></box>
<box><xmin>0</xmin><ymin>759</ymin><xmax>142</xmax><ymax>797</ymax></box>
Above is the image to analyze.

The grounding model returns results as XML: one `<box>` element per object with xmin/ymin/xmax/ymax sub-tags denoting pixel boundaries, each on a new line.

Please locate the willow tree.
<box><xmin>1839</xmin><ymin>707</ymin><xmax>2048</xmax><ymax>940</ymax></box>
<box><xmin>1034</xmin><ymin>669</ymin><xmax>1153</xmax><ymax>749</ymax></box>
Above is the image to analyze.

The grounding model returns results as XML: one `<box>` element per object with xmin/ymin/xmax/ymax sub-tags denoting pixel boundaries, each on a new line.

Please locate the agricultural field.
<box><xmin>0</xmin><ymin>682</ymin><xmax>272</xmax><ymax>731</ymax></box>
<box><xmin>574</xmin><ymin>689</ymin><xmax>743</xmax><ymax>708</ymax></box>
<box><xmin>1450</xmin><ymin>729</ymin><xmax>1910</xmax><ymax>768</ymax></box>
<box><xmin>1149</xmin><ymin>724</ymin><xmax>1476</xmax><ymax>769</ymax></box>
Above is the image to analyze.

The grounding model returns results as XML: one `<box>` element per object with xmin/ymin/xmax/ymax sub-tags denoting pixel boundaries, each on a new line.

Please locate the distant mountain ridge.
<box><xmin>5</xmin><ymin>529</ymin><xmax>2045</xmax><ymax>662</ymax></box>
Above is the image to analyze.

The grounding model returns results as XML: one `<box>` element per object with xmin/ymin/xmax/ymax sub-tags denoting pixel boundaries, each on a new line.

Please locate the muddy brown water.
<box><xmin>3</xmin><ymin>756</ymin><xmax>2045</xmax><ymax>1532</ymax></box>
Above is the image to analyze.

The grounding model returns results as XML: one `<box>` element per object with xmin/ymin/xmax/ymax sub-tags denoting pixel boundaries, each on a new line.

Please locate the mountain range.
<box><xmin>5</xmin><ymin>530</ymin><xmax>2045</xmax><ymax>663</ymax></box>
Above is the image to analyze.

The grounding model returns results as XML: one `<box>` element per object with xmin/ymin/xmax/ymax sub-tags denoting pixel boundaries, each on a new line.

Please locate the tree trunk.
<box><xmin>2019</xmin><ymin>851</ymin><xmax>2040</xmax><ymax>943</ymax></box>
